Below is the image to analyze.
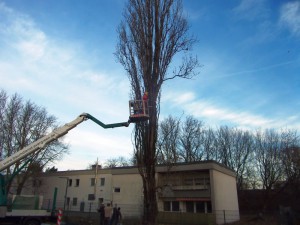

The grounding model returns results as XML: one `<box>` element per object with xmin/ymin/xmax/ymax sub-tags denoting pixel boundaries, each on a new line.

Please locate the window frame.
<box><xmin>75</xmin><ymin>179</ymin><xmax>80</xmax><ymax>187</ymax></box>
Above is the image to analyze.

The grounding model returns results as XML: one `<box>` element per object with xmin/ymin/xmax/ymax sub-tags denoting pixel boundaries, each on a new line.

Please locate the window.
<box><xmin>186</xmin><ymin>201</ymin><xmax>194</xmax><ymax>213</ymax></box>
<box><xmin>204</xmin><ymin>178</ymin><xmax>210</xmax><ymax>186</ymax></box>
<box><xmin>98</xmin><ymin>198</ymin><xmax>103</xmax><ymax>204</ymax></box>
<box><xmin>91</xmin><ymin>178</ymin><xmax>95</xmax><ymax>186</ymax></box>
<box><xmin>67</xmin><ymin>197</ymin><xmax>70</xmax><ymax>207</ymax></box>
<box><xmin>194</xmin><ymin>178</ymin><xmax>203</xmax><ymax>185</ymax></box>
<box><xmin>164</xmin><ymin>201</ymin><xmax>179</xmax><ymax>212</ymax></box>
<box><xmin>88</xmin><ymin>194</ymin><xmax>95</xmax><ymax>201</ymax></box>
<box><xmin>183</xmin><ymin>178</ymin><xmax>193</xmax><ymax>185</ymax></box>
<box><xmin>100</xmin><ymin>178</ymin><xmax>105</xmax><ymax>186</ymax></box>
<box><xmin>172</xmin><ymin>201</ymin><xmax>180</xmax><ymax>211</ymax></box>
<box><xmin>194</xmin><ymin>177</ymin><xmax>210</xmax><ymax>189</ymax></box>
<box><xmin>75</xmin><ymin>179</ymin><xmax>80</xmax><ymax>187</ymax></box>
<box><xmin>196</xmin><ymin>202</ymin><xmax>205</xmax><ymax>213</ymax></box>
<box><xmin>72</xmin><ymin>197</ymin><xmax>78</xmax><ymax>206</ymax></box>
<box><xmin>206</xmin><ymin>201</ymin><xmax>212</xmax><ymax>213</ymax></box>
<box><xmin>114</xmin><ymin>187</ymin><xmax>120</xmax><ymax>192</ymax></box>
<box><xmin>68</xmin><ymin>179</ymin><xmax>72</xmax><ymax>187</ymax></box>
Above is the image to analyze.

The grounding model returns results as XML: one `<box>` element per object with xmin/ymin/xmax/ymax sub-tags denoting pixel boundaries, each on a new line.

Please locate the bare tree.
<box><xmin>115</xmin><ymin>0</ymin><xmax>198</xmax><ymax>223</ymax></box>
<box><xmin>178</xmin><ymin>115</ymin><xmax>204</xmax><ymax>162</ymax></box>
<box><xmin>0</xmin><ymin>91</ymin><xmax>68</xmax><ymax>195</ymax></box>
<box><xmin>254</xmin><ymin>129</ymin><xmax>284</xmax><ymax>210</ymax></box>
<box><xmin>231</xmin><ymin>129</ymin><xmax>254</xmax><ymax>190</ymax></box>
<box><xmin>214</xmin><ymin>126</ymin><xmax>233</xmax><ymax>166</ymax></box>
<box><xmin>213</xmin><ymin>126</ymin><xmax>254</xmax><ymax>189</ymax></box>
<box><xmin>202</xmin><ymin>127</ymin><xmax>217</xmax><ymax>160</ymax></box>
<box><xmin>279</xmin><ymin>129</ymin><xmax>300</xmax><ymax>183</ymax></box>
<box><xmin>0</xmin><ymin>90</ymin><xmax>8</xmax><ymax>160</ymax></box>
<box><xmin>254</xmin><ymin>129</ymin><xmax>283</xmax><ymax>190</ymax></box>
<box><xmin>157</xmin><ymin>115</ymin><xmax>180</xmax><ymax>164</ymax></box>
<box><xmin>104</xmin><ymin>156</ymin><xmax>131</xmax><ymax>168</ymax></box>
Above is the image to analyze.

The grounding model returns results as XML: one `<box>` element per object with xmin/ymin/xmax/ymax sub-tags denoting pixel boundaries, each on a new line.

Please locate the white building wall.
<box><xmin>111</xmin><ymin>174</ymin><xmax>143</xmax><ymax>205</ymax></box>
<box><xmin>211</xmin><ymin>170</ymin><xmax>240</xmax><ymax>224</ymax></box>
<box><xmin>21</xmin><ymin>172</ymin><xmax>115</xmax><ymax>210</ymax></box>
<box><xmin>18</xmin><ymin>161</ymin><xmax>240</xmax><ymax>222</ymax></box>
<box><xmin>111</xmin><ymin>173</ymin><xmax>144</xmax><ymax>218</ymax></box>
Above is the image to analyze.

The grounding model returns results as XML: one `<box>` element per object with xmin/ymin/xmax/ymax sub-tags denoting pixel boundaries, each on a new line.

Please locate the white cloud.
<box><xmin>233</xmin><ymin>0</ymin><xmax>269</xmax><ymax>21</ymax></box>
<box><xmin>279</xmin><ymin>1</ymin><xmax>300</xmax><ymax>36</ymax></box>
<box><xmin>185</xmin><ymin>100</ymin><xmax>273</xmax><ymax>128</ymax></box>
<box><xmin>163</xmin><ymin>90</ymin><xmax>300</xmax><ymax>131</ymax></box>
<box><xmin>164</xmin><ymin>91</ymin><xmax>195</xmax><ymax>105</ymax></box>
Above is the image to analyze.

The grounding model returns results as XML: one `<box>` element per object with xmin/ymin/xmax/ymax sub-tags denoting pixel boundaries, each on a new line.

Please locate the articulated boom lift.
<box><xmin>0</xmin><ymin>113</ymin><xmax>130</xmax><ymax>172</ymax></box>
<box><xmin>0</xmin><ymin>102</ymin><xmax>149</xmax><ymax>225</ymax></box>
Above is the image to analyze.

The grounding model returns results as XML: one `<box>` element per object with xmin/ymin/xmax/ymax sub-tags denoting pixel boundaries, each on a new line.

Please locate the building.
<box><xmin>20</xmin><ymin>161</ymin><xmax>240</xmax><ymax>224</ymax></box>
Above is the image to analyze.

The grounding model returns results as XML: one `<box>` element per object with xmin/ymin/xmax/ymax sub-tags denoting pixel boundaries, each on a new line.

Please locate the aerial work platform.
<box><xmin>129</xmin><ymin>100</ymin><xmax>149</xmax><ymax>122</ymax></box>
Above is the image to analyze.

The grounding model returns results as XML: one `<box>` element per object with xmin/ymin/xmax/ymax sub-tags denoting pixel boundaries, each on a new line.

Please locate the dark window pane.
<box><xmin>91</xmin><ymin>178</ymin><xmax>95</xmax><ymax>186</ymax></box>
<box><xmin>100</xmin><ymin>178</ymin><xmax>105</xmax><ymax>186</ymax></box>
<box><xmin>196</xmin><ymin>202</ymin><xmax>205</xmax><ymax>213</ymax></box>
<box><xmin>73</xmin><ymin>198</ymin><xmax>77</xmax><ymax>206</ymax></box>
<box><xmin>206</xmin><ymin>201</ymin><xmax>212</xmax><ymax>213</ymax></box>
<box><xmin>183</xmin><ymin>178</ymin><xmax>193</xmax><ymax>185</ymax></box>
<box><xmin>172</xmin><ymin>201</ymin><xmax>179</xmax><ymax>211</ymax></box>
<box><xmin>186</xmin><ymin>201</ymin><xmax>194</xmax><ymax>213</ymax></box>
<box><xmin>88</xmin><ymin>194</ymin><xmax>95</xmax><ymax>200</ymax></box>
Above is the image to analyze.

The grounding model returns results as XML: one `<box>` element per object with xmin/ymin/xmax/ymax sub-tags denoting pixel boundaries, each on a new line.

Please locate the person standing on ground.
<box><xmin>110</xmin><ymin>205</ymin><xmax>122</xmax><ymax>225</ymax></box>
<box><xmin>104</xmin><ymin>203</ymin><xmax>112</xmax><ymax>225</ymax></box>
<box><xmin>109</xmin><ymin>205</ymin><xmax>118</xmax><ymax>225</ymax></box>
<box><xmin>98</xmin><ymin>204</ymin><xmax>105</xmax><ymax>225</ymax></box>
<box><xmin>115</xmin><ymin>207</ymin><xmax>122</xmax><ymax>225</ymax></box>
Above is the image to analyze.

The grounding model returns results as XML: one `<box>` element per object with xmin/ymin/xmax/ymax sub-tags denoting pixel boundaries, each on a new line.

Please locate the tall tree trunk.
<box><xmin>115</xmin><ymin>1</ymin><xmax>199</xmax><ymax>224</ymax></box>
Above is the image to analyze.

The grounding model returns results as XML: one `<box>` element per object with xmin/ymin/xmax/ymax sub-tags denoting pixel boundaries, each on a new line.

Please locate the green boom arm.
<box><xmin>0</xmin><ymin>113</ymin><xmax>130</xmax><ymax>172</ymax></box>
<box><xmin>85</xmin><ymin>113</ymin><xmax>129</xmax><ymax>128</ymax></box>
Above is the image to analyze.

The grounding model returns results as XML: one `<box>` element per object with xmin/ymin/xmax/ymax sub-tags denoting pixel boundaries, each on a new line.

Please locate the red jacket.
<box><xmin>143</xmin><ymin>93</ymin><xmax>148</xmax><ymax>101</ymax></box>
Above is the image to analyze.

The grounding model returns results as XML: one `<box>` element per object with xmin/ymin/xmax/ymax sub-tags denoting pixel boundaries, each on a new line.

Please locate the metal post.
<box><xmin>64</xmin><ymin>179</ymin><xmax>68</xmax><ymax>211</ymax></box>
<box><xmin>59</xmin><ymin>177</ymin><xmax>69</xmax><ymax>211</ymax></box>
<box><xmin>52</xmin><ymin>187</ymin><xmax>58</xmax><ymax>213</ymax></box>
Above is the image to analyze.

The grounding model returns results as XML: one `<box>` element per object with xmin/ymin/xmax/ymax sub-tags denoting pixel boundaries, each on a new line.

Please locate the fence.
<box><xmin>41</xmin><ymin>199</ymin><xmax>299</xmax><ymax>225</ymax></box>
<box><xmin>42</xmin><ymin>199</ymin><xmax>240</xmax><ymax>225</ymax></box>
<box><xmin>42</xmin><ymin>199</ymin><xmax>143</xmax><ymax>219</ymax></box>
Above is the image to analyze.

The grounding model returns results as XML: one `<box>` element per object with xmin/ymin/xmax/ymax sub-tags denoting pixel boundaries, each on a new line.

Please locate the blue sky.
<box><xmin>0</xmin><ymin>0</ymin><xmax>299</xmax><ymax>171</ymax></box>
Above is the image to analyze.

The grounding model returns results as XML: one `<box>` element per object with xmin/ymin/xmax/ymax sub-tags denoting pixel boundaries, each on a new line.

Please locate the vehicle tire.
<box><xmin>23</xmin><ymin>218</ymin><xmax>41</xmax><ymax>225</ymax></box>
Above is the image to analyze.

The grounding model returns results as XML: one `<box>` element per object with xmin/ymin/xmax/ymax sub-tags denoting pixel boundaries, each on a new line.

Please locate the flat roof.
<box><xmin>40</xmin><ymin>160</ymin><xmax>235</xmax><ymax>178</ymax></box>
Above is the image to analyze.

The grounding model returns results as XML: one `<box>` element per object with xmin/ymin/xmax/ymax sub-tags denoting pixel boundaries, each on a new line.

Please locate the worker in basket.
<box><xmin>129</xmin><ymin>91</ymin><xmax>149</xmax><ymax>122</ymax></box>
<box><xmin>142</xmin><ymin>91</ymin><xmax>148</xmax><ymax>114</ymax></box>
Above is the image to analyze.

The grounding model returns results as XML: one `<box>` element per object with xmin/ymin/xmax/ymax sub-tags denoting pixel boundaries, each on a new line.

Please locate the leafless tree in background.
<box><xmin>230</xmin><ymin>129</ymin><xmax>253</xmax><ymax>190</ymax></box>
<box><xmin>254</xmin><ymin>129</ymin><xmax>283</xmax><ymax>190</ymax></box>
<box><xmin>115</xmin><ymin>0</ymin><xmax>198</xmax><ymax>223</ymax></box>
<box><xmin>157</xmin><ymin>115</ymin><xmax>180</xmax><ymax>164</ymax></box>
<box><xmin>254</xmin><ymin>129</ymin><xmax>284</xmax><ymax>210</ymax></box>
<box><xmin>214</xmin><ymin>126</ymin><xmax>233</xmax><ymax>167</ymax></box>
<box><xmin>0</xmin><ymin>90</ymin><xmax>8</xmax><ymax>160</ymax></box>
<box><xmin>0</xmin><ymin>90</ymin><xmax>68</xmax><ymax>195</ymax></box>
<box><xmin>202</xmin><ymin>127</ymin><xmax>216</xmax><ymax>160</ymax></box>
<box><xmin>280</xmin><ymin>129</ymin><xmax>300</xmax><ymax>183</ymax></box>
<box><xmin>104</xmin><ymin>156</ymin><xmax>131</xmax><ymax>168</ymax></box>
<box><xmin>178</xmin><ymin>115</ymin><xmax>204</xmax><ymax>162</ymax></box>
